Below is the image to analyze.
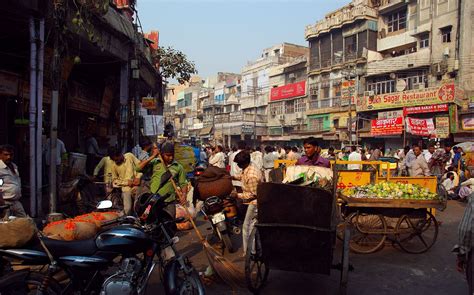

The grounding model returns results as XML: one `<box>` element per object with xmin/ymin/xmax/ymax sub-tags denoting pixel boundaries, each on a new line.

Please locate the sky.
<box><xmin>137</xmin><ymin>0</ymin><xmax>351</xmax><ymax>79</ymax></box>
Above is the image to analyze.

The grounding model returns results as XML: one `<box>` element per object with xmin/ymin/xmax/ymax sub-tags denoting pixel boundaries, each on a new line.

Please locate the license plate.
<box><xmin>211</xmin><ymin>212</ymin><xmax>225</xmax><ymax>224</ymax></box>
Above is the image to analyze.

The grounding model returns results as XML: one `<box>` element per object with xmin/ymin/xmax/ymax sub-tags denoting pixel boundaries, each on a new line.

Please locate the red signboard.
<box><xmin>403</xmin><ymin>104</ymin><xmax>448</xmax><ymax>116</ymax></box>
<box><xmin>270</xmin><ymin>81</ymin><xmax>306</xmax><ymax>101</ymax></box>
<box><xmin>371</xmin><ymin>117</ymin><xmax>404</xmax><ymax>136</ymax></box>
<box><xmin>406</xmin><ymin>117</ymin><xmax>435</xmax><ymax>137</ymax></box>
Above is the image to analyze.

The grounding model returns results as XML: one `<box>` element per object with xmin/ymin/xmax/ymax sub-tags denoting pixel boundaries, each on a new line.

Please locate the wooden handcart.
<box><xmin>245</xmin><ymin>183</ymin><xmax>351</xmax><ymax>294</ymax></box>
<box><xmin>338</xmin><ymin>192</ymin><xmax>447</xmax><ymax>254</ymax></box>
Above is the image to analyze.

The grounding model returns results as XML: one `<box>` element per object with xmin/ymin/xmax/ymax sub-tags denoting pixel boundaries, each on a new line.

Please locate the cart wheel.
<box><xmin>350</xmin><ymin>213</ymin><xmax>387</xmax><ymax>254</ymax></box>
<box><xmin>395</xmin><ymin>211</ymin><xmax>438</xmax><ymax>254</ymax></box>
<box><xmin>340</xmin><ymin>224</ymin><xmax>351</xmax><ymax>295</ymax></box>
<box><xmin>245</xmin><ymin>227</ymin><xmax>269</xmax><ymax>294</ymax></box>
<box><xmin>336</xmin><ymin>212</ymin><xmax>356</xmax><ymax>241</ymax></box>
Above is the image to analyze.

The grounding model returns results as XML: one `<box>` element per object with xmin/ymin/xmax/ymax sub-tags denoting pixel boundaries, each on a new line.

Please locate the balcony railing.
<box><xmin>309</xmin><ymin>97</ymin><xmax>341</xmax><ymax>110</ymax></box>
<box><xmin>305</xmin><ymin>3</ymin><xmax>378</xmax><ymax>39</ymax></box>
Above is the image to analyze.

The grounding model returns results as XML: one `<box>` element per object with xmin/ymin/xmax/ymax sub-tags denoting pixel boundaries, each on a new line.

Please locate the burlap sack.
<box><xmin>43</xmin><ymin>219</ymin><xmax>98</xmax><ymax>241</ymax></box>
<box><xmin>75</xmin><ymin>212</ymin><xmax>120</xmax><ymax>227</ymax></box>
<box><xmin>0</xmin><ymin>218</ymin><xmax>37</xmax><ymax>248</ymax></box>
<box><xmin>196</xmin><ymin>177</ymin><xmax>233</xmax><ymax>200</ymax></box>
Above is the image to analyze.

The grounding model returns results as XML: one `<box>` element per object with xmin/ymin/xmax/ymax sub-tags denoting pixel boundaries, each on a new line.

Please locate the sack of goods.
<box><xmin>43</xmin><ymin>211</ymin><xmax>120</xmax><ymax>241</ymax></box>
<box><xmin>195</xmin><ymin>166</ymin><xmax>233</xmax><ymax>200</ymax></box>
<box><xmin>283</xmin><ymin>165</ymin><xmax>333</xmax><ymax>191</ymax></box>
<box><xmin>0</xmin><ymin>218</ymin><xmax>37</xmax><ymax>248</ymax></box>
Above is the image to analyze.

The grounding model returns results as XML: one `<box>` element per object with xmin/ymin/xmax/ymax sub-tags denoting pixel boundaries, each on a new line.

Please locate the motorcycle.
<box><xmin>0</xmin><ymin>195</ymin><xmax>205</xmax><ymax>295</ymax></box>
<box><xmin>200</xmin><ymin>196</ymin><xmax>240</xmax><ymax>254</ymax></box>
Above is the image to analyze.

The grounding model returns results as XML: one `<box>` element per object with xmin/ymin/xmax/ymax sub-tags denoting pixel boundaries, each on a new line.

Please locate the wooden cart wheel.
<box><xmin>245</xmin><ymin>227</ymin><xmax>269</xmax><ymax>294</ymax></box>
<box><xmin>395</xmin><ymin>211</ymin><xmax>438</xmax><ymax>254</ymax></box>
<box><xmin>350</xmin><ymin>213</ymin><xmax>387</xmax><ymax>254</ymax></box>
<box><xmin>340</xmin><ymin>223</ymin><xmax>351</xmax><ymax>295</ymax></box>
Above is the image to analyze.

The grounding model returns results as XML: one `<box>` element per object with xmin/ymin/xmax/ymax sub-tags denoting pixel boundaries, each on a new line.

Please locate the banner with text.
<box><xmin>270</xmin><ymin>80</ymin><xmax>306</xmax><ymax>101</ymax></box>
<box><xmin>406</xmin><ymin>117</ymin><xmax>435</xmax><ymax>137</ymax></box>
<box><xmin>358</xmin><ymin>84</ymin><xmax>459</xmax><ymax>111</ymax></box>
<box><xmin>435</xmin><ymin>116</ymin><xmax>450</xmax><ymax>138</ymax></box>
<box><xmin>462</xmin><ymin>116</ymin><xmax>474</xmax><ymax>131</ymax></box>
<box><xmin>341</xmin><ymin>80</ymin><xmax>355</xmax><ymax>106</ymax></box>
<box><xmin>371</xmin><ymin>117</ymin><xmax>404</xmax><ymax>136</ymax></box>
<box><xmin>403</xmin><ymin>104</ymin><xmax>448</xmax><ymax>116</ymax></box>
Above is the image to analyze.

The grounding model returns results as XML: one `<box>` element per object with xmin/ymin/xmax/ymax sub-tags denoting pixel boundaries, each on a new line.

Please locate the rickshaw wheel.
<box><xmin>350</xmin><ymin>213</ymin><xmax>387</xmax><ymax>254</ymax></box>
<box><xmin>395</xmin><ymin>211</ymin><xmax>438</xmax><ymax>254</ymax></box>
<box><xmin>245</xmin><ymin>227</ymin><xmax>269</xmax><ymax>294</ymax></box>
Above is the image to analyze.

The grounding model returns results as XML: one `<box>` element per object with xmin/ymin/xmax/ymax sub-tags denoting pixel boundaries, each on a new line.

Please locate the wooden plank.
<box><xmin>339</xmin><ymin>194</ymin><xmax>442</xmax><ymax>209</ymax></box>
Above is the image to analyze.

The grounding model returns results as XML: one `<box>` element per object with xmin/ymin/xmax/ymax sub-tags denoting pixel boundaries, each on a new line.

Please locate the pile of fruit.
<box><xmin>343</xmin><ymin>182</ymin><xmax>438</xmax><ymax>200</ymax></box>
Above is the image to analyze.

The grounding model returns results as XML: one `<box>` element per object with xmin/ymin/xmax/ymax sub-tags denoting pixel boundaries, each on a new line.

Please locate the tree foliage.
<box><xmin>153</xmin><ymin>46</ymin><xmax>198</xmax><ymax>84</ymax></box>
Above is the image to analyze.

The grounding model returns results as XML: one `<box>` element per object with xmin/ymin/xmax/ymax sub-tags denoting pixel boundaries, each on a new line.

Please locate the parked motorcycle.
<box><xmin>0</xmin><ymin>196</ymin><xmax>205</xmax><ymax>295</ymax></box>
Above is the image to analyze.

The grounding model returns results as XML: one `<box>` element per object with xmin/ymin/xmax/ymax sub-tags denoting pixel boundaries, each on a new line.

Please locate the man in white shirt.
<box><xmin>348</xmin><ymin>146</ymin><xmax>362</xmax><ymax>170</ymax></box>
<box><xmin>424</xmin><ymin>143</ymin><xmax>435</xmax><ymax>163</ymax></box>
<box><xmin>0</xmin><ymin>144</ymin><xmax>26</xmax><ymax>217</ymax></box>
<box><xmin>442</xmin><ymin>172</ymin><xmax>457</xmax><ymax>199</ymax></box>
<box><xmin>44</xmin><ymin>137</ymin><xmax>67</xmax><ymax>194</ymax></box>
<box><xmin>230</xmin><ymin>141</ymin><xmax>246</xmax><ymax>192</ymax></box>
<box><xmin>409</xmin><ymin>145</ymin><xmax>431</xmax><ymax>177</ymax></box>
<box><xmin>209</xmin><ymin>145</ymin><xmax>226</xmax><ymax>169</ymax></box>
<box><xmin>251</xmin><ymin>147</ymin><xmax>263</xmax><ymax>170</ymax></box>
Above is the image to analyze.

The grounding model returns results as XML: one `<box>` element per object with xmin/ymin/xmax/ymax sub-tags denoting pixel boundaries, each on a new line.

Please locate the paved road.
<box><xmin>147</xmin><ymin>200</ymin><xmax>469</xmax><ymax>295</ymax></box>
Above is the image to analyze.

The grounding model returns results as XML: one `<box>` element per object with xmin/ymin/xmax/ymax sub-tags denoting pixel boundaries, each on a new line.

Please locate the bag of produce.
<box><xmin>43</xmin><ymin>219</ymin><xmax>98</xmax><ymax>241</ymax></box>
<box><xmin>74</xmin><ymin>211</ymin><xmax>121</xmax><ymax>227</ymax></box>
<box><xmin>283</xmin><ymin>165</ymin><xmax>333</xmax><ymax>191</ymax></box>
<box><xmin>0</xmin><ymin>218</ymin><xmax>37</xmax><ymax>247</ymax></box>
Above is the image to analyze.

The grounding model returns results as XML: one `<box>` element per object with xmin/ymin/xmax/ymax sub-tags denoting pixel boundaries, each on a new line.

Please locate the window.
<box><xmin>333</xmin><ymin>80</ymin><xmax>342</xmax><ymax>97</ymax></box>
<box><xmin>307</xmin><ymin>117</ymin><xmax>327</xmax><ymax>132</ymax></box>
<box><xmin>441</xmin><ymin>27</ymin><xmax>451</xmax><ymax>43</ymax></box>
<box><xmin>285</xmin><ymin>100</ymin><xmax>295</xmax><ymax>114</ymax></box>
<box><xmin>367</xmin><ymin>78</ymin><xmax>395</xmax><ymax>95</ymax></box>
<box><xmin>387</xmin><ymin>9</ymin><xmax>407</xmax><ymax>33</ymax></box>
<box><xmin>419</xmin><ymin>33</ymin><xmax>429</xmax><ymax>48</ymax></box>
<box><xmin>295</xmin><ymin>99</ymin><xmax>306</xmax><ymax>112</ymax></box>
<box><xmin>398</xmin><ymin>71</ymin><xmax>428</xmax><ymax>90</ymax></box>
<box><xmin>270</xmin><ymin>102</ymin><xmax>284</xmax><ymax>115</ymax></box>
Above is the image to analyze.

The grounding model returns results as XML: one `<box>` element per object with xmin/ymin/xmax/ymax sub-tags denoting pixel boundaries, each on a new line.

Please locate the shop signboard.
<box><xmin>242</xmin><ymin>124</ymin><xmax>254</xmax><ymax>134</ymax></box>
<box><xmin>270</xmin><ymin>81</ymin><xmax>306</xmax><ymax>101</ymax></box>
<box><xmin>406</xmin><ymin>117</ymin><xmax>435</xmax><ymax>137</ymax></box>
<box><xmin>449</xmin><ymin>104</ymin><xmax>458</xmax><ymax>133</ymax></box>
<box><xmin>370</xmin><ymin>117</ymin><xmax>403</xmax><ymax>136</ymax></box>
<box><xmin>341</xmin><ymin>80</ymin><xmax>355</xmax><ymax>107</ymax></box>
<box><xmin>358</xmin><ymin>84</ymin><xmax>458</xmax><ymax>111</ymax></box>
<box><xmin>461</xmin><ymin>116</ymin><xmax>474</xmax><ymax>131</ymax></box>
<box><xmin>435</xmin><ymin>116</ymin><xmax>450</xmax><ymax>138</ymax></box>
<box><xmin>378</xmin><ymin>110</ymin><xmax>404</xmax><ymax>119</ymax></box>
<box><xmin>403</xmin><ymin>104</ymin><xmax>448</xmax><ymax>116</ymax></box>
<box><xmin>0</xmin><ymin>72</ymin><xmax>18</xmax><ymax>96</ymax></box>
<box><xmin>141</xmin><ymin>96</ymin><xmax>156</xmax><ymax>109</ymax></box>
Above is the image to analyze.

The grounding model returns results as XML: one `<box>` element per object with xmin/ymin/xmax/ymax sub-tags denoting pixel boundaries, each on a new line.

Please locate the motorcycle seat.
<box><xmin>41</xmin><ymin>237</ymin><xmax>97</xmax><ymax>258</ymax></box>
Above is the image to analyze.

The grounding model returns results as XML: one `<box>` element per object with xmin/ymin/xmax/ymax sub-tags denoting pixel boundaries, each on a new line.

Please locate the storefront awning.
<box><xmin>199</xmin><ymin>126</ymin><xmax>213</xmax><ymax>136</ymax></box>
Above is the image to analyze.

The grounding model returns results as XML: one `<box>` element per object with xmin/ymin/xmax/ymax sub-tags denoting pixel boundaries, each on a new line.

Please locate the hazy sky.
<box><xmin>137</xmin><ymin>0</ymin><xmax>350</xmax><ymax>79</ymax></box>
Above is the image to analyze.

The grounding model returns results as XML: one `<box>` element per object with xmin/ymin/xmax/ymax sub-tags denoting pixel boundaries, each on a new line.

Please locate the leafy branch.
<box><xmin>152</xmin><ymin>46</ymin><xmax>198</xmax><ymax>84</ymax></box>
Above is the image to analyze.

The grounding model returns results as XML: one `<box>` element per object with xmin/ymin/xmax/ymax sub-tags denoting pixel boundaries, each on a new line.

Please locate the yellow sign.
<box><xmin>435</xmin><ymin>116</ymin><xmax>450</xmax><ymax>138</ymax></box>
<box><xmin>357</xmin><ymin>84</ymin><xmax>458</xmax><ymax>111</ymax></box>
<box><xmin>141</xmin><ymin>97</ymin><xmax>156</xmax><ymax>109</ymax></box>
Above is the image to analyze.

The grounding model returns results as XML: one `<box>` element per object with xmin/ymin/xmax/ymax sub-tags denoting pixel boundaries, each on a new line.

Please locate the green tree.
<box><xmin>153</xmin><ymin>46</ymin><xmax>198</xmax><ymax>84</ymax></box>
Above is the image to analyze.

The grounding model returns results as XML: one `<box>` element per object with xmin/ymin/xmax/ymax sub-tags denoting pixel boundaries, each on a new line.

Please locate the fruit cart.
<box><xmin>245</xmin><ymin>182</ymin><xmax>351</xmax><ymax>294</ymax></box>
<box><xmin>335</xmin><ymin>162</ymin><xmax>447</xmax><ymax>254</ymax></box>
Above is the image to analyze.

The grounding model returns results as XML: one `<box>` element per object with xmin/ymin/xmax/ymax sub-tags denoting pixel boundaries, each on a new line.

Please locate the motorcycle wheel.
<box><xmin>164</xmin><ymin>259</ymin><xmax>205</xmax><ymax>295</ymax></box>
<box><xmin>0</xmin><ymin>271</ymin><xmax>62</xmax><ymax>295</ymax></box>
<box><xmin>219</xmin><ymin>230</ymin><xmax>235</xmax><ymax>254</ymax></box>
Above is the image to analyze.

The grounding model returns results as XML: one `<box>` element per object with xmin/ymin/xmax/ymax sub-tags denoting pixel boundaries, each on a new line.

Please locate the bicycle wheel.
<box><xmin>245</xmin><ymin>227</ymin><xmax>269</xmax><ymax>294</ymax></box>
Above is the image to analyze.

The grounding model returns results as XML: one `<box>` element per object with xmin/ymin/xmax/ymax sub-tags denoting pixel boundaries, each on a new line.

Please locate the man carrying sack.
<box><xmin>137</xmin><ymin>142</ymin><xmax>187</xmax><ymax>218</ymax></box>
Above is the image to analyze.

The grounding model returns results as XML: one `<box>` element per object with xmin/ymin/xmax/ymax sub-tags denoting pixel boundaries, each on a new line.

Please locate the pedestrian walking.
<box><xmin>85</xmin><ymin>134</ymin><xmax>101</xmax><ymax>175</ymax></box>
<box><xmin>209</xmin><ymin>145</ymin><xmax>226</xmax><ymax>169</ymax></box>
<box><xmin>109</xmin><ymin>147</ymin><xmax>142</xmax><ymax>216</ymax></box>
<box><xmin>262</xmin><ymin>146</ymin><xmax>277</xmax><ymax>182</ymax></box>
<box><xmin>0</xmin><ymin>144</ymin><xmax>26</xmax><ymax>217</ymax></box>
<box><xmin>409</xmin><ymin>145</ymin><xmax>430</xmax><ymax>177</ymax></box>
<box><xmin>251</xmin><ymin>147</ymin><xmax>263</xmax><ymax>170</ymax></box>
<box><xmin>348</xmin><ymin>146</ymin><xmax>362</xmax><ymax>170</ymax></box>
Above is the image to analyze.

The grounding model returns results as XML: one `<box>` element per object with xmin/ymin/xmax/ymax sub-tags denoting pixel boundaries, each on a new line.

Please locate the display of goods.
<box><xmin>283</xmin><ymin>165</ymin><xmax>333</xmax><ymax>191</ymax></box>
<box><xmin>0</xmin><ymin>218</ymin><xmax>37</xmax><ymax>247</ymax></box>
<box><xmin>196</xmin><ymin>177</ymin><xmax>233</xmax><ymax>200</ymax></box>
<box><xmin>343</xmin><ymin>182</ymin><xmax>438</xmax><ymax>200</ymax></box>
<box><xmin>43</xmin><ymin>219</ymin><xmax>98</xmax><ymax>241</ymax></box>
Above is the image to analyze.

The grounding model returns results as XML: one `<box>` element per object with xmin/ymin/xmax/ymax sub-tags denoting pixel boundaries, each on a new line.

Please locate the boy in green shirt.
<box><xmin>137</xmin><ymin>142</ymin><xmax>187</xmax><ymax>218</ymax></box>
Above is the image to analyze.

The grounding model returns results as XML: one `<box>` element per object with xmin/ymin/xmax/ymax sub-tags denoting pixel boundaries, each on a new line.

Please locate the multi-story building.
<box><xmin>265</xmin><ymin>55</ymin><xmax>308</xmax><ymax>144</ymax></box>
<box><xmin>240</xmin><ymin>43</ymin><xmax>308</xmax><ymax>146</ymax></box>
<box><xmin>357</xmin><ymin>0</ymin><xmax>467</xmax><ymax>149</ymax></box>
<box><xmin>305</xmin><ymin>0</ymin><xmax>379</xmax><ymax>147</ymax></box>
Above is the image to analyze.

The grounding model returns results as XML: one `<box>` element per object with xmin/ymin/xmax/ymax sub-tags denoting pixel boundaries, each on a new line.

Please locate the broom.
<box><xmin>157</xmin><ymin>153</ymin><xmax>245</xmax><ymax>289</ymax></box>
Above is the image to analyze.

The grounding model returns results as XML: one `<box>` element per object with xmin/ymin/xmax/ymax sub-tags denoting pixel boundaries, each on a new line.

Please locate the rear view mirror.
<box><xmin>97</xmin><ymin>200</ymin><xmax>113</xmax><ymax>210</ymax></box>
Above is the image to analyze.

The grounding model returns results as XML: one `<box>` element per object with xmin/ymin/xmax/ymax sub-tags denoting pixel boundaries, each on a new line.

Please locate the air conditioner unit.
<box><xmin>443</xmin><ymin>47</ymin><xmax>450</xmax><ymax>57</ymax></box>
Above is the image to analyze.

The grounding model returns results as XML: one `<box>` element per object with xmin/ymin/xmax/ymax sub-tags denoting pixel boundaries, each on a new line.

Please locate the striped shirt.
<box><xmin>237</xmin><ymin>164</ymin><xmax>262</xmax><ymax>205</ymax></box>
<box><xmin>453</xmin><ymin>193</ymin><xmax>473</xmax><ymax>256</ymax></box>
